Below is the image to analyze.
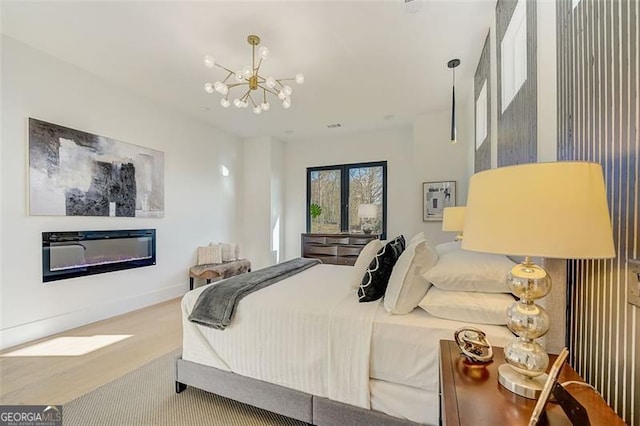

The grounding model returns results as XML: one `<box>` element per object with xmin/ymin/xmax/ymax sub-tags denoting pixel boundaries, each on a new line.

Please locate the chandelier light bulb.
<box><xmin>258</xmin><ymin>46</ymin><xmax>269</xmax><ymax>60</ymax></box>
<box><xmin>201</xmin><ymin>35</ymin><xmax>303</xmax><ymax>113</ymax></box>
<box><xmin>204</xmin><ymin>55</ymin><xmax>215</xmax><ymax>68</ymax></box>
<box><xmin>213</xmin><ymin>81</ymin><xmax>229</xmax><ymax>95</ymax></box>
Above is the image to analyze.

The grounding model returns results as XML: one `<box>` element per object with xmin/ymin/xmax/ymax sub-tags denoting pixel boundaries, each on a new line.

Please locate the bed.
<box><xmin>176</xmin><ymin>261</ymin><xmax>517</xmax><ymax>425</ymax></box>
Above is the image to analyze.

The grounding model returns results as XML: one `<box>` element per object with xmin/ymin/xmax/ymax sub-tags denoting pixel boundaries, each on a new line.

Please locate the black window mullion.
<box><xmin>340</xmin><ymin>165</ymin><xmax>349</xmax><ymax>233</ymax></box>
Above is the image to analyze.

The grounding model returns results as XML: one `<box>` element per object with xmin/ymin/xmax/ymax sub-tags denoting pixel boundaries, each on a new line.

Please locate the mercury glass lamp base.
<box><xmin>498</xmin><ymin>364</ymin><xmax>548</xmax><ymax>399</ymax></box>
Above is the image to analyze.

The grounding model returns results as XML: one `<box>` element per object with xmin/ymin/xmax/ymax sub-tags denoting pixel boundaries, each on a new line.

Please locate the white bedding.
<box><xmin>182</xmin><ymin>263</ymin><xmax>514</xmax><ymax>424</ymax></box>
<box><xmin>182</xmin><ymin>264</ymin><xmax>380</xmax><ymax>408</ymax></box>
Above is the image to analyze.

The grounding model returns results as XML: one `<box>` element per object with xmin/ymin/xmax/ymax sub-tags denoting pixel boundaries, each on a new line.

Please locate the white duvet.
<box><xmin>181</xmin><ymin>263</ymin><xmax>380</xmax><ymax>409</ymax></box>
<box><xmin>182</xmin><ymin>263</ymin><xmax>515</xmax><ymax>421</ymax></box>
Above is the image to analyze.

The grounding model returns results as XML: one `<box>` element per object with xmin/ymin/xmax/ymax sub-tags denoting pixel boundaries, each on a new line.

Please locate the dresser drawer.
<box><xmin>305</xmin><ymin>245</ymin><xmax>337</xmax><ymax>256</ymax></box>
<box><xmin>337</xmin><ymin>246</ymin><xmax>363</xmax><ymax>256</ymax></box>
<box><xmin>325</xmin><ymin>236</ymin><xmax>350</xmax><ymax>245</ymax></box>
<box><xmin>303</xmin><ymin>236</ymin><xmax>326</xmax><ymax>244</ymax></box>
<box><xmin>349</xmin><ymin>236</ymin><xmax>376</xmax><ymax>245</ymax></box>
<box><xmin>305</xmin><ymin>254</ymin><xmax>337</xmax><ymax>264</ymax></box>
<box><xmin>336</xmin><ymin>256</ymin><xmax>357</xmax><ymax>266</ymax></box>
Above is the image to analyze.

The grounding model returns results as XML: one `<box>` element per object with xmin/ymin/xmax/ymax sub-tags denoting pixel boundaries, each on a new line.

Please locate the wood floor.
<box><xmin>0</xmin><ymin>297</ymin><xmax>182</xmax><ymax>405</ymax></box>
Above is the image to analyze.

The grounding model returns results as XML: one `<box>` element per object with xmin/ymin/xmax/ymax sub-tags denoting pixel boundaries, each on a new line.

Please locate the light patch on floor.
<box><xmin>0</xmin><ymin>335</ymin><xmax>133</xmax><ymax>357</ymax></box>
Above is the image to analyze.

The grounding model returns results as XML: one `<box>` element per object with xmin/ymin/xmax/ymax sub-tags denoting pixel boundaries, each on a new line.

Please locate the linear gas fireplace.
<box><xmin>42</xmin><ymin>229</ymin><xmax>156</xmax><ymax>282</ymax></box>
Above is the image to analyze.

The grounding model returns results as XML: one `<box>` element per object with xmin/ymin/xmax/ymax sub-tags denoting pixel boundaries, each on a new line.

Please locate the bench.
<box><xmin>188</xmin><ymin>259</ymin><xmax>251</xmax><ymax>291</ymax></box>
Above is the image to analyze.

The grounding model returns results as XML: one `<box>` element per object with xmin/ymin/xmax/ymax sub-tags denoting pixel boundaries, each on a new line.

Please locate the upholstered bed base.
<box><xmin>175</xmin><ymin>358</ymin><xmax>421</xmax><ymax>426</ymax></box>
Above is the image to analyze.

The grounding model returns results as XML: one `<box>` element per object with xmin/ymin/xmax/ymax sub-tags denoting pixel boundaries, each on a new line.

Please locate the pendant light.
<box><xmin>447</xmin><ymin>59</ymin><xmax>461</xmax><ymax>144</ymax></box>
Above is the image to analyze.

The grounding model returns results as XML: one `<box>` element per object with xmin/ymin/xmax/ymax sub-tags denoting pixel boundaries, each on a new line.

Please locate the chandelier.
<box><xmin>203</xmin><ymin>35</ymin><xmax>304</xmax><ymax>114</ymax></box>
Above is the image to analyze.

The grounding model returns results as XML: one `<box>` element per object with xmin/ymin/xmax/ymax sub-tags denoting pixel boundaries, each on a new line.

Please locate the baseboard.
<box><xmin>0</xmin><ymin>284</ymin><xmax>185</xmax><ymax>350</ymax></box>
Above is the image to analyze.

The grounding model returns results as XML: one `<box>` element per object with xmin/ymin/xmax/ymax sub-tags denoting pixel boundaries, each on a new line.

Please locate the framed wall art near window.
<box><xmin>423</xmin><ymin>181</ymin><xmax>456</xmax><ymax>221</ymax></box>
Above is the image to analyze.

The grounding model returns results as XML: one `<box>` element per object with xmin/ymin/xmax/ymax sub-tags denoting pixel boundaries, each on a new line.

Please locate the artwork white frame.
<box><xmin>423</xmin><ymin>181</ymin><xmax>456</xmax><ymax>222</ymax></box>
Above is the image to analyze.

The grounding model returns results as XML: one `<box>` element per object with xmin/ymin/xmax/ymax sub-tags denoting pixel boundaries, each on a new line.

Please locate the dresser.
<box><xmin>301</xmin><ymin>233</ymin><xmax>378</xmax><ymax>266</ymax></box>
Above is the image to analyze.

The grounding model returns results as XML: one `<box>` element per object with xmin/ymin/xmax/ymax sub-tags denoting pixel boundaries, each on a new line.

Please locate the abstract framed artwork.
<box><xmin>28</xmin><ymin>118</ymin><xmax>164</xmax><ymax>217</ymax></box>
<box><xmin>423</xmin><ymin>181</ymin><xmax>456</xmax><ymax>222</ymax></box>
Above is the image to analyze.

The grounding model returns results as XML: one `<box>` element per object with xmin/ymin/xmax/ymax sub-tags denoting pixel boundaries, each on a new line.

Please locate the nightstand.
<box><xmin>439</xmin><ymin>340</ymin><xmax>625</xmax><ymax>425</ymax></box>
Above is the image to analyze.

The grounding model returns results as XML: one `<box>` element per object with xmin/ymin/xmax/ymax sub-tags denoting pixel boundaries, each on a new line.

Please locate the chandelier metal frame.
<box><xmin>204</xmin><ymin>35</ymin><xmax>304</xmax><ymax>114</ymax></box>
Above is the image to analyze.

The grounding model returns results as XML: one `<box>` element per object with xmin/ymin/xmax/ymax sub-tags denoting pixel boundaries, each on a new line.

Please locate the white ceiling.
<box><xmin>1</xmin><ymin>0</ymin><xmax>496</xmax><ymax>141</ymax></box>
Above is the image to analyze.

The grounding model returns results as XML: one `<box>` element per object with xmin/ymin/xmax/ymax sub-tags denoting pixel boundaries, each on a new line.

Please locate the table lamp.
<box><xmin>357</xmin><ymin>203</ymin><xmax>378</xmax><ymax>234</ymax></box>
<box><xmin>442</xmin><ymin>206</ymin><xmax>466</xmax><ymax>240</ymax></box>
<box><xmin>462</xmin><ymin>162</ymin><xmax>615</xmax><ymax>399</ymax></box>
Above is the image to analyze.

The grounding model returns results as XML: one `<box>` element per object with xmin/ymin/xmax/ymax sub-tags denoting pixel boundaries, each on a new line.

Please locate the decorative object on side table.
<box><xmin>423</xmin><ymin>181</ymin><xmax>456</xmax><ymax>221</ymax></box>
<box><xmin>442</xmin><ymin>206</ymin><xmax>466</xmax><ymax>241</ymax></box>
<box><xmin>462</xmin><ymin>162</ymin><xmax>615</xmax><ymax>399</ymax></box>
<box><xmin>454</xmin><ymin>327</ymin><xmax>493</xmax><ymax>363</ymax></box>
<box><xmin>357</xmin><ymin>203</ymin><xmax>378</xmax><ymax>234</ymax></box>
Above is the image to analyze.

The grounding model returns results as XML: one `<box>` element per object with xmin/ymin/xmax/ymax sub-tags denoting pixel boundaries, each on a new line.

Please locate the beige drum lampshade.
<box><xmin>442</xmin><ymin>207</ymin><xmax>466</xmax><ymax>232</ymax></box>
<box><xmin>462</xmin><ymin>162</ymin><xmax>615</xmax><ymax>259</ymax></box>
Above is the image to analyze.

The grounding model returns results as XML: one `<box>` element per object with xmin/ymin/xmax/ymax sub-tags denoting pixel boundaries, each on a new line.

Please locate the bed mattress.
<box><xmin>181</xmin><ymin>263</ymin><xmax>514</xmax><ymax>424</ymax></box>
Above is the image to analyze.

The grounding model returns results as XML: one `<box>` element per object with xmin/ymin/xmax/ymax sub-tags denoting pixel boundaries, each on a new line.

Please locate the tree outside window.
<box><xmin>307</xmin><ymin>161</ymin><xmax>387</xmax><ymax>239</ymax></box>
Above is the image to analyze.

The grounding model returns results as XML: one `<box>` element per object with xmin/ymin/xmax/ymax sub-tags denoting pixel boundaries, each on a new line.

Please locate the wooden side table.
<box><xmin>439</xmin><ymin>340</ymin><xmax>625</xmax><ymax>426</ymax></box>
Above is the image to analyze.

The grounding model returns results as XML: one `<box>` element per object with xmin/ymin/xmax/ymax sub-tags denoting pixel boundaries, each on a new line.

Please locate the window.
<box><xmin>307</xmin><ymin>161</ymin><xmax>387</xmax><ymax>239</ymax></box>
<box><xmin>475</xmin><ymin>80</ymin><xmax>488</xmax><ymax>148</ymax></box>
<box><xmin>501</xmin><ymin>0</ymin><xmax>527</xmax><ymax>112</ymax></box>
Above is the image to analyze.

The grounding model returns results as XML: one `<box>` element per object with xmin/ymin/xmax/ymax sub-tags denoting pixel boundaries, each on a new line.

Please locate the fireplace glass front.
<box><xmin>42</xmin><ymin>229</ymin><xmax>156</xmax><ymax>282</ymax></box>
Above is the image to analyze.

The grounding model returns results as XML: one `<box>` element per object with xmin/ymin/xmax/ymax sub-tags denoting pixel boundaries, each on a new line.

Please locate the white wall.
<box><xmin>414</xmin><ymin>106</ymin><xmax>473</xmax><ymax>242</ymax></box>
<box><xmin>242</xmin><ymin>136</ymin><xmax>285</xmax><ymax>270</ymax></box>
<box><xmin>270</xmin><ymin>140</ymin><xmax>285</xmax><ymax>264</ymax></box>
<box><xmin>283</xmin><ymin>119</ymin><xmax>472</xmax><ymax>260</ymax></box>
<box><xmin>0</xmin><ymin>36</ymin><xmax>242</xmax><ymax>350</ymax></box>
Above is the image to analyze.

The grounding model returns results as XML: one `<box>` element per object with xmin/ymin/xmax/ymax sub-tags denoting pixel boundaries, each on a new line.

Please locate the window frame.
<box><xmin>306</xmin><ymin>161</ymin><xmax>388</xmax><ymax>239</ymax></box>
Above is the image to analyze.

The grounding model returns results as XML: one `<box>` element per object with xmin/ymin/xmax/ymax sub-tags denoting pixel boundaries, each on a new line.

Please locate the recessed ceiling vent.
<box><xmin>327</xmin><ymin>123</ymin><xmax>342</xmax><ymax>128</ymax></box>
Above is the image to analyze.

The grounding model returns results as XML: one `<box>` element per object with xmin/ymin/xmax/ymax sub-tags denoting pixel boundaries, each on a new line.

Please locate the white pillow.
<box><xmin>418</xmin><ymin>287</ymin><xmax>515</xmax><ymax>325</ymax></box>
<box><xmin>350</xmin><ymin>239</ymin><xmax>384</xmax><ymax>291</ymax></box>
<box><xmin>409</xmin><ymin>232</ymin><xmax>426</xmax><ymax>245</ymax></box>
<box><xmin>435</xmin><ymin>241</ymin><xmax>462</xmax><ymax>255</ymax></box>
<box><xmin>384</xmin><ymin>238</ymin><xmax>438</xmax><ymax>314</ymax></box>
<box><xmin>197</xmin><ymin>244</ymin><xmax>222</xmax><ymax>265</ymax></box>
<box><xmin>422</xmin><ymin>249</ymin><xmax>515</xmax><ymax>293</ymax></box>
<box><xmin>217</xmin><ymin>242</ymin><xmax>239</xmax><ymax>262</ymax></box>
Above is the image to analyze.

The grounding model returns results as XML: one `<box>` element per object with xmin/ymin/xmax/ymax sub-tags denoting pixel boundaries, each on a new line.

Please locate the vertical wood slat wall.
<box><xmin>496</xmin><ymin>0</ymin><xmax>538</xmax><ymax>166</ymax></box>
<box><xmin>557</xmin><ymin>1</ymin><xmax>639</xmax><ymax>424</ymax></box>
<box><xmin>475</xmin><ymin>32</ymin><xmax>492</xmax><ymax>173</ymax></box>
